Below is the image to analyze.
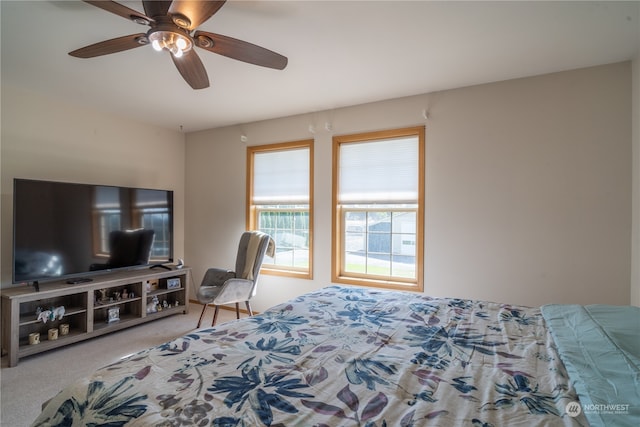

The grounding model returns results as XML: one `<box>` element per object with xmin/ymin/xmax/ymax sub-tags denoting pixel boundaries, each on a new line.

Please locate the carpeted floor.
<box><xmin>0</xmin><ymin>303</ymin><xmax>240</xmax><ymax>426</ymax></box>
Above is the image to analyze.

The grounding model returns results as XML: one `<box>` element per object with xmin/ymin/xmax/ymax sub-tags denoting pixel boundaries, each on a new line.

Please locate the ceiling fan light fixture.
<box><xmin>148</xmin><ymin>31</ymin><xmax>193</xmax><ymax>57</ymax></box>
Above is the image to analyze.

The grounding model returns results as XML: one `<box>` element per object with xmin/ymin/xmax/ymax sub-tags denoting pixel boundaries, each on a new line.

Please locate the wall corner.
<box><xmin>632</xmin><ymin>56</ymin><xmax>640</xmax><ymax>307</ymax></box>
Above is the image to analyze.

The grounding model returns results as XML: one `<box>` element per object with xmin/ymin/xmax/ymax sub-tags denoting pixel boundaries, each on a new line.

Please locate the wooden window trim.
<box><xmin>247</xmin><ymin>139</ymin><xmax>314</xmax><ymax>279</ymax></box>
<box><xmin>332</xmin><ymin>126</ymin><xmax>424</xmax><ymax>292</ymax></box>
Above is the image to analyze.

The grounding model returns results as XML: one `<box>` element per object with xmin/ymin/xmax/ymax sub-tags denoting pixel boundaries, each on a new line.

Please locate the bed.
<box><xmin>32</xmin><ymin>285</ymin><xmax>638</xmax><ymax>426</ymax></box>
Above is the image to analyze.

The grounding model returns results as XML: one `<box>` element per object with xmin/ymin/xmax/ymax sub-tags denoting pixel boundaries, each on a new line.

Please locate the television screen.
<box><xmin>13</xmin><ymin>179</ymin><xmax>174</xmax><ymax>284</ymax></box>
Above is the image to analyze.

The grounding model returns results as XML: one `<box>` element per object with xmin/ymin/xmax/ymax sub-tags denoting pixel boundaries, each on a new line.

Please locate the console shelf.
<box><xmin>19</xmin><ymin>306</ymin><xmax>87</xmax><ymax>326</ymax></box>
<box><xmin>1</xmin><ymin>267</ymin><xmax>190</xmax><ymax>367</ymax></box>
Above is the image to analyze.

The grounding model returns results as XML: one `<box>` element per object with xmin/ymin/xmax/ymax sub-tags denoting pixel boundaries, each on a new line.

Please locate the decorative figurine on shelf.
<box><xmin>122</xmin><ymin>289</ymin><xmax>128</xmax><ymax>299</ymax></box>
<box><xmin>147</xmin><ymin>296</ymin><xmax>159</xmax><ymax>314</ymax></box>
<box><xmin>37</xmin><ymin>310</ymin><xmax>50</xmax><ymax>323</ymax></box>
<box><xmin>114</xmin><ymin>292</ymin><xmax>121</xmax><ymax>301</ymax></box>
<box><xmin>36</xmin><ymin>305</ymin><xmax>65</xmax><ymax>323</ymax></box>
<box><xmin>99</xmin><ymin>289</ymin><xmax>107</xmax><ymax>302</ymax></box>
<box><xmin>162</xmin><ymin>300</ymin><xmax>168</xmax><ymax>309</ymax></box>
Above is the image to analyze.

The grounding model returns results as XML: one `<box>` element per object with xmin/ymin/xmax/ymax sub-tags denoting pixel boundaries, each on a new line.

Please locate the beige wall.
<box><xmin>0</xmin><ymin>85</ymin><xmax>187</xmax><ymax>287</ymax></box>
<box><xmin>186</xmin><ymin>62</ymin><xmax>632</xmax><ymax>311</ymax></box>
<box><xmin>1</xmin><ymin>62</ymin><xmax>633</xmax><ymax>309</ymax></box>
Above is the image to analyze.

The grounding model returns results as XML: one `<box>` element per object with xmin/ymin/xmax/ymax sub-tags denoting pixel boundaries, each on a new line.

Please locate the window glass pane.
<box><xmin>345</xmin><ymin>211</ymin><xmax>366</xmax><ymax>229</ymax></box>
<box><xmin>367</xmin><ymin>255</ymin><xmax>391</xmax><ymax>276</ymax></box>
<box><xmin>257</xmin><ymin>207</ymin><xmax>309</xmax><ymax>270</ymax></box>
<box><xmin>392</xmin><ymin>255</ymin><xmax>416</xmax><ymax>278</ymax></box>
<box><xmin>294</xmin><ymin>211</ymin><xmax>309</xmax><ymax>230</ymax></box>
<box><xmin>342</xmin><ymin>208</ymin><xmax>417</xmax><ymax>280</ymax></box>
<box><xmin>344</xmin><ymin>210</ymin><xmax>366</xmax><ymax>274</ymax></box>
<box><xmin>345</xmin><ymin>232</ymin><xmax>366</xmax><ymax>253</ymax></box>
<box><xmin>368</xmin><ymin>233</ymin><xmax>391</xmax><ymax>255</ymax></box>
<box><xmin>392</xmin><ymin>211</ymin><xmax>416</xmax><ymax>257</ymax></box>
<box><xmin>367</xmin><ymin>211</ymin><xmax>391</xmax><ymax>254</ymax></box>
<box><xmin>345</xmin><ymin>251</ymin><xmax>366</xmax><ymax>273</ymax></box>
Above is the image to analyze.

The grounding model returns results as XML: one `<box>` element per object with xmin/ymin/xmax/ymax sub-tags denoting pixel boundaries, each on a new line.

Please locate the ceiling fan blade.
<box><xmin>83</xmin><ymin>1</ymin><xmax>152</xmax><ymax>24</ymax></box>
<box><xmin>193</xmin><ymin>31</ymin><xmax>288</xmax><ymax>70</ymax></box>
<box><xmin>143</xmin><ymin>0</ymin><xmax>172</xmax><ymax>18</ymax></box>
<box><xmin>171</xmin><ymin>49</ymin><xmax>210</xmax><ymax>89</ymax></box>
<box><xmin>69</xmin><ymin>34</ymin><xmax>148</xmax><ymax>58</ymax></box>
<box><xmin>169</xmin><ymin>1</ymin><xmax>226</xmax><ymax>30</ymax></box>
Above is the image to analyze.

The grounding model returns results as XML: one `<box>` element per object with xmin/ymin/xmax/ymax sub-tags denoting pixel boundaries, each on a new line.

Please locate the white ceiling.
<box><xmin>2</xmin><ymin>1</ymin><xmax>639</xmax><ymax>133</ymax></box>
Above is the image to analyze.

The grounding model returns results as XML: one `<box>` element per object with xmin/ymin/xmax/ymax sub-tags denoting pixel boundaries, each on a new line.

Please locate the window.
<box><xmin>247</xmin><ymin>140</ymin><xmax>313</xmax><ymax>278</ymax></box>
<box><xmin>333</xmin><ymin>126</ymin><xmax>424</xmax><ymax>291</ymax></box>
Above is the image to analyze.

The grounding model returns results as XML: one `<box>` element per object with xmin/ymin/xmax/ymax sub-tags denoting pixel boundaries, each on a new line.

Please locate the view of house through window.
<box><xmin>344</xmin><ymin>209</ymin><xmax>417</xmax><ymax>278</ymax></box>
<box><xmin>333</xmin><ymin>127</ymin><xmax>424</xmax><ymax>291</ymax></box>
<box><xmin>247</xmin><ymin>140</ymin><xmax>313</xmax><ymax>278</ymax></box>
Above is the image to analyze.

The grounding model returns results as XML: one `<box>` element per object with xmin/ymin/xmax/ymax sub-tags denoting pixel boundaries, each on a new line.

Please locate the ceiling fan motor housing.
<box><xmin>147</xmin><ymin>18</ymin><xmax>193</xmax><ymax>57</ymax></box>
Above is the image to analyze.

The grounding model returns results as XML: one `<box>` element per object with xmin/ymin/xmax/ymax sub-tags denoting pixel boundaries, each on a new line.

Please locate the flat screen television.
<box><xmin>13</xmin><ymin>178</ymin><xmax>174</xmax><ymax>284</ymax></box>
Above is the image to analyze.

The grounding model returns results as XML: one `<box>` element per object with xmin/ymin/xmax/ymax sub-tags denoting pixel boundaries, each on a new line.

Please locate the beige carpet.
<box><xmin>0</xmin><ymin>303</ymin><xmax>240</xmax><ymax>426</ymax></box>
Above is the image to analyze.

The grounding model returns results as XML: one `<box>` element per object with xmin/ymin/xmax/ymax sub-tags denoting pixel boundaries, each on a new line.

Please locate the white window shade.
<box><xmin>253</xmin><ymin>147</ymin><xmax>310</xmax><ymax>204</ymax></box>
<box><xmin>339</xmin><ymin>136</ymin><xmax>418</xmax><ymax>204</ymax></box>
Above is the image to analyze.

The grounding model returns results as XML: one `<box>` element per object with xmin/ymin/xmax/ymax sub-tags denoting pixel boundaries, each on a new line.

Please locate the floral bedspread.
<box><xmin>33</xmin><ymin>285</ymin><xmax>589</xmax><ymax>426</ymax></box>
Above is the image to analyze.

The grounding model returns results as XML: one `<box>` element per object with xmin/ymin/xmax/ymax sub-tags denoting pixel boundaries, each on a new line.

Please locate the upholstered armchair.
<box><xmin>196</xmin><ymin>231</ymin><xmax>274</xmax><ymax>327</ymax></box>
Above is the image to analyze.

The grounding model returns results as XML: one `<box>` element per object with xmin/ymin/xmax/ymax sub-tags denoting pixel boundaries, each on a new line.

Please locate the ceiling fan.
<box><xmin>69</xmin><ymin>0</ymin><xmax>288</xmax><ymax>89</ymax></box>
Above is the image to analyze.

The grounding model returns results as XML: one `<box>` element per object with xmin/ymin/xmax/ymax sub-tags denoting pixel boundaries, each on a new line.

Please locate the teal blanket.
<box><xmin>542</xmin><ymin>304</ymin><xmax>640</xmax><ymax>427</ymax></box>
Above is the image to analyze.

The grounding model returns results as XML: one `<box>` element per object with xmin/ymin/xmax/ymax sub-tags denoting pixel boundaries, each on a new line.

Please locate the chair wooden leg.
<box><xmin>212</xmin><ymin>306</ymin><xmax>220</xmax><ymax>326</ymax></box>
<box><xmin>245</xmin><ymin>301</ymin><xmax>253</xmax><ymax>317</ymax></box>
<box><xmin>235</xmin><ymin>303</ymin><xmax>240</xmax><ymax>319</ymax></box>
<box><xmin>197</xmin><ymin>304</ymin><xmax>208</xmax><ymax>328</ymax></box>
